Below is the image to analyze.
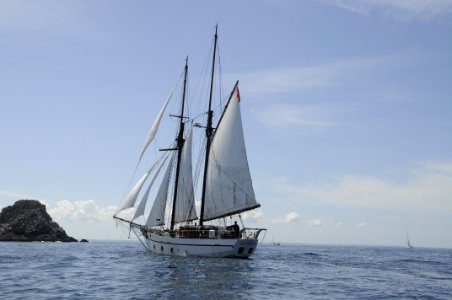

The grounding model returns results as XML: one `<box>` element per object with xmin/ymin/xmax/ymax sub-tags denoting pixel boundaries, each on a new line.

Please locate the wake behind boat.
<box><xmin>113</xmin><ymin>26</ymin><xmax>265</xmax><ymax>258</ymax></box>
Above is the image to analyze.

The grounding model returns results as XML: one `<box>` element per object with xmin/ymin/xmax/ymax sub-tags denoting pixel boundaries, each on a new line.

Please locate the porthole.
<box><xmin>248</xmin><ymin>248</ymin><xmax>254</xmax><ymax>254</ymax></box>
<box><xmin>238</xmin><ymin>247</ymin><xmax>244</xmax><ymax>254</ymax></box>
<box><xmin>161</xmin><ymin>246</ymin><xmax>164</xmax><ymax>252</ymax></box>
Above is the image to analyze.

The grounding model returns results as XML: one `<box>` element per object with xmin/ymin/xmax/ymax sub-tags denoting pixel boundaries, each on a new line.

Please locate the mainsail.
<box><xmin>202</xmin><ymin>84</ymin><xmax>260</xmax><ymax>221</ymax></box>
<box><xmin>174</xmin><ymin>125</ymin><xmax>198</xmax><ymax>223</ymax></box>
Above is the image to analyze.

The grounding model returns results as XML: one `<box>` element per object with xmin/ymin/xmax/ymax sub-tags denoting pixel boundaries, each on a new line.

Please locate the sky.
<box><xmin>1</xmin><ymin>0</ymin><xmax>451</xmax><ymax>248</ymax></box>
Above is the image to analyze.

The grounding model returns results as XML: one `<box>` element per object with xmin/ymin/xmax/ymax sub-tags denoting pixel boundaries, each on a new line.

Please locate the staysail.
<box><xmin>174</xmin><ymin>125</ymin><xmax>198</xmax><ymax>223</ymax></box>
<box><xmin>115</xmin><ymin>156</ymin><xmax>166</xmax><ymax>216</ymax></box>
<box><xmin>146</xmin><ymin>155</ymin><xmax>174</xmax><ymax>227</ymax></box>
<box><xmin>131</xmin><ymin>155</ymin><xmax>169</xmax><ymax>222</ymax></box>
<box><xmin>202</xmin><ymin>84</ymin><xmax>260</xmax><ymax>221</ymax></box>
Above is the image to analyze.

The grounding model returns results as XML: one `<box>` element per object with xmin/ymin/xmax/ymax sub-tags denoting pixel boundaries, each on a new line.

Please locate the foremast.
<box><xmin>169</xmin><ymin>57</ymin><xmax>189</xmax><ymax>231</ymax></box>
<box><xmin>199</xmin><ymin>25</ymin><xmax>218</xmax><ymax>227</ymax></box>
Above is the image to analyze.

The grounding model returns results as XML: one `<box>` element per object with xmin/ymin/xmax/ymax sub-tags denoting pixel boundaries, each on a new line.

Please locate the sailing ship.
<box><xmin>406</xmin><ymin>233</ymin><xmax>413</xmax><ymax>249</ymax></box>
<box><xmin>113</xmin><ymin>26</ymin><xmax>265</xmax><ymax>258</ymax></box>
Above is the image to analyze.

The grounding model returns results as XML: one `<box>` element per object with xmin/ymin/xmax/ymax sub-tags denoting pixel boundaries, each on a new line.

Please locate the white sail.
<box><xmin>131</xmin><ymin>156</ymin><xmax>169</xmax><ymax>222</ymax></box>
<box><xmin>138</xmin><ymin>95</ymin><xmax>171</xmax><ymax>164</ymax></box>
<box><xmin>203</xmin><ymin>84</ymin><xmax>260</xmax><ymax>221</ymax></box>
<box><xmin>115</xmin><ymin>157</ymin><xmax>165</xmax><ymax>216</ymax></box>
<box><xmin>146</xmin><ymin>156</ymin><xmax>174</xmax><ymax>227</ymax></box>
<box><xmin>174</xmin><ymin>125</ymin><xmax>198</xmax><ymax>223</ymax></box>
<box><xmin>406</xmin><ymin>233</ymin><xmax>413</xmax><ymax>248</ymax></box>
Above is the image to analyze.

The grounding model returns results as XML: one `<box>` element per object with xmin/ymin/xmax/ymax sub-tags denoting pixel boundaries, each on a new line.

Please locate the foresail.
<box><xmin>174</xmin><ymin>125</ymin><xmax>198</xmax><ymax>223</ymax></box>
<box><xmin>131</xmin><ymin>155</ymin><xmax>169</xmax><ymax>222</ymax></box>
<box><xmin>146</xmin><ymin>155</ymin><xmax>174</xmax><ymax>227</ymax></box>
<box><xmin>203</xmin><ymin>84</ymin><xmax>260</xmax><ymax>221</ymax></box>
<box><xmin>138</xmin><ymin>95</ymin><xmax>172</xmax><ymax>164</ymax></box>
<box><xmin>115</xmin><ymin>156</ymin><xmax>166</xmax><ymax>216</ymax></box>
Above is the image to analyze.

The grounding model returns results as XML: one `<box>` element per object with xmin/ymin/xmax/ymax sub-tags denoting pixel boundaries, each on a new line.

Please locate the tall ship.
<box><xmin>113</xmin><ymin>26</ymin><xmax>265</xmax><ymax>258</ymax></box>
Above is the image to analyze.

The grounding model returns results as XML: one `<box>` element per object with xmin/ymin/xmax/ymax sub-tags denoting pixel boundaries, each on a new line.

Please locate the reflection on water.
<box><xmin>131</xmin><ymin>251</ymin><xmax>257</xmax><ymax>298</ymax></box>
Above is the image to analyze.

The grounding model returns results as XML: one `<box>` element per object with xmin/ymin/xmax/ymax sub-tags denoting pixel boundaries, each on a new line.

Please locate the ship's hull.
<box><xmin>146</xmin><ymin>233</ymin><xmax>258</xmax><ymax>258</ymax></box>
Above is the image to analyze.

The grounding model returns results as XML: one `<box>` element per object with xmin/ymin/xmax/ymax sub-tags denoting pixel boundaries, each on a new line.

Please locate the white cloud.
<box><xmin>423</xmin><ymin>161</ymin><xmax>452</xmax><ymax>173</ymax></box>
<box><xmin>307</xmin><ymin>218</ymin><xmax>323</xmax><ymax>226</ymax></box>
<box><xmin>320</xmin><ymin>0</ymin><xmax>452</xmax><ymax>21</ymax></box>
<box><xmin>280</xmin><ymin>161</ymin><xmax>452</xmax><ymax>216</ymax></box>
<box><xmin>273</xmin><ymin>211</ymin><xmax>300</xmax><ymax>224</ymax></box>
<box><xmin>231</xmin><ymin>54</ymin><xmax>416</xmax><ymax>94</ymax></box>
<box><xmin>285</xmin><ymin>211</ymin><xmax>300</xmax><ymax>223</ymax></box>
<box><xmin>246</xmin><ymin>53</ymin><xmax>415</xmax><ymax>130</ymax></box>
<box><xmin>306</xmin><ymin>219</ymin><xmax>345</xmax><ymax>227</ymax></box>
<box><xmin>230</xmin><ymin>56</ymin><xmax>387</xmax><ymax>94</ymax></box>
<box><xmin>357</xmin><ymin>222</ymin><xmax>367</xmax><ymax>227</ymax></box>
<box><xmin>39</xmin><ymin>200</ymin><xmax>50</xmax><ymax>207</ymax></box>
<box><xmin>0</xmin><ymin>0</ymin><xmax>90</xmax><ymax>35</ymax></box>
<box><xmin>241</xmin><ymin>209</ymin><xmax>264</xmax><ymax>223</ymax></box>
<box><xmin>47</xmin><ymin>199</ymin><xmax>117</xmax><ymax>222</ymax></box>
<box><xmin>257</xmin><ymin>104</ymin><xmax>348</xmax><ymax>129</ymax></box>
<box><xmin>0</xmin><ymin>190</ymin><xmax>24</xmax><ymax>199</ymax></box>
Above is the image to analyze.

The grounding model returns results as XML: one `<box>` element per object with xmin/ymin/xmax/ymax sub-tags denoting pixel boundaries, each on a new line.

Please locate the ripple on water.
<box><xmin>1</xmin><ymin>242</ymin><xmax>451</xmax><ymax>299</ymax></box>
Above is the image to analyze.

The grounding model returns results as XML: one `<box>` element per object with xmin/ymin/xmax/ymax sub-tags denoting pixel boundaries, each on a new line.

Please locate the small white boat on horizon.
<box><xmin>406</xmin><ymin>232</ymin><xmax>413</xmax><ymax>249</ymax></box>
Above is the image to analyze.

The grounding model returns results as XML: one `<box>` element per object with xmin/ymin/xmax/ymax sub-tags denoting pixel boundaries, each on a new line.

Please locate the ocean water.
<box><xmin>1</xmin><ymin>241</ymin><xmax>451</xmax><ymax>299</ymax></box>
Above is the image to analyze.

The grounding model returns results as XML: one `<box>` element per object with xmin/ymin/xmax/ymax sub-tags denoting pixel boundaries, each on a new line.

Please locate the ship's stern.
<box><xmin>230</xmin><ymin>238</ymin><xmax>259</xmax><ymax>258</ymax></box>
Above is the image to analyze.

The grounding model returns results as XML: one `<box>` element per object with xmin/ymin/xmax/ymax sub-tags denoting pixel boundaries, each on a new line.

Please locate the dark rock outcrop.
<box><xmin>0</xmin><ymin>200</ymin><xmax>77</xmax><ymax>242</ymax></box>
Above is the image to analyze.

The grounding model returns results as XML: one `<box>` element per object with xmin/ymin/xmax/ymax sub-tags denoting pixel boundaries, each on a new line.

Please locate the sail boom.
<box><xmin>202</xmin><ymin>204</ymin><xmax>261</xmax><ymax>222</ymax></box>
<box><xmin>113</xmin><ymin>216</ymin><xmax>144</xmax><ymax>229</ymax></box>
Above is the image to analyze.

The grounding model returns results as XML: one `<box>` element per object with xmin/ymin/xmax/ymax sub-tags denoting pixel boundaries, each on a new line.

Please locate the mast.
<box><xmin>199</xmin><ymin>25</ymin><xmax>218</xmax><ymax>226</ymax></box>
<box><xmin>170</xmin><ymin>57</ymin><xmax>189</xmax><ymax>231</ymax></box>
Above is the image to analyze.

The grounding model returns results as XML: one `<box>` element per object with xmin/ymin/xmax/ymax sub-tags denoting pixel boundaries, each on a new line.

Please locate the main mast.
<box><xmin>199</xmin><ymin>25</ymin><xmax>218</xmax><ymax>226</ymax></box>
<box><xmin>170</xmin><ymin>57</ymin><xmax>189</xmax><ymax>231</ymax></box>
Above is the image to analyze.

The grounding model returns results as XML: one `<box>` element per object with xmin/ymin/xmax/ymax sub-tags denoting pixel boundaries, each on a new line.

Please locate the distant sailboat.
<box><xmin>113</xmin><ymin>26</ymin><xmax>266</xmax><ymax>258</ymax></box>
<box><xmin>272</xmin><ymin>236</ymin><xmax>280</xmax><ymax>246</ymax></box>
<box><xmin>406</xmin><ymin>233</ymin><xmax>413</xmax><ymax>249</ymax></box>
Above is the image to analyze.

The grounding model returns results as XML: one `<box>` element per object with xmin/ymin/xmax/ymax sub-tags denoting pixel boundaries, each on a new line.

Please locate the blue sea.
<box><xmin>1</xmin><ymin>241</ymin><xmax>451</xmax><ymax>299</ymax></box>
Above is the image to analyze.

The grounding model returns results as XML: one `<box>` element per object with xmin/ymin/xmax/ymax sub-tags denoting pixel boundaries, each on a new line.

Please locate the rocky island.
<box><xmin>0</xmin><ymin>200</ymin><xmax>77</xmax><ymax>242</ymax></box>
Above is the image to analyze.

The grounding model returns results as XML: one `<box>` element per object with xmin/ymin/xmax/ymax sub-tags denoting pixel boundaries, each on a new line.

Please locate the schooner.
<box><xmin>113</xmin><ymin>26</ymin><xmax>265</xmax><ymax>258</ymax></box>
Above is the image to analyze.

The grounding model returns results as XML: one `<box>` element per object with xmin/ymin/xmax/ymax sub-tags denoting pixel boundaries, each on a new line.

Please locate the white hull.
<box><xmin>146</xmin><ymin>233</ymin><xmax>259</xmax><ymax>258</ymax></box>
